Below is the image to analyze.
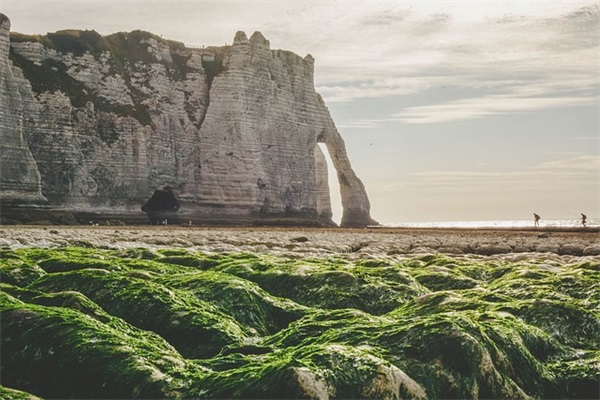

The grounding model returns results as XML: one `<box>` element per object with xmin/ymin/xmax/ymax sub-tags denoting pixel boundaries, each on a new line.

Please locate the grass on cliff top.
<box><xmin>1</xmin><ymin>247</ymin><xmax>599</xmax><ymax>399</ymax></box>
<box><xmin>10</xmin><ymin>29</ymin><xmax>185</xmax><ymax>60</ymax></box>
<box><xmin>9</xmin><ymin>29</ymin><xmax>192</xmax><ymax>127</ymax></box>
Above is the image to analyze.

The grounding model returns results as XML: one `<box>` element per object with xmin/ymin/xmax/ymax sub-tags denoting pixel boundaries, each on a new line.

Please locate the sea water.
<box><xmin>384</xmin><ymin>218</ymin><xmax>599</xmax><ymax>229</ymax></box>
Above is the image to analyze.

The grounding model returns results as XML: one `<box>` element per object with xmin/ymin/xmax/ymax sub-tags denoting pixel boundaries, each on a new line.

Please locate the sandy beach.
<box><xmin>1</xmin><ymin>225</ymin><xmax>598</xmax><ymax>261</ymax></box>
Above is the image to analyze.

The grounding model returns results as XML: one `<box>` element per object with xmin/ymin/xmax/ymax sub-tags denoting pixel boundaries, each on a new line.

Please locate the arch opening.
<box><xmin>317</xmin><ymin>142</ymin><xmax>341</xmax><ymax>225</ymax></box>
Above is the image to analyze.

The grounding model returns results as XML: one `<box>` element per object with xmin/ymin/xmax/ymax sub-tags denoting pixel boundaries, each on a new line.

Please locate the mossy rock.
<box><xmin>0</xmin><ymin>385</ymin><xmax>42</xmax><ymax>400</ymax></box>
<box><xmin>29</xmin><ymin>269</ymin><xmax>247</xmax><ymax>358</ymax></box>
<box><xmin>0</xmin><ymin>260</ymin><xmax>46</xmax><ymax>287</ymax></box>
<box><xmin>156</xmin><ymin>271</ymin><xmax>307</xmax><ymax>336</ymax></box>
<box><xmin>0</xmin><ymin>300</ymin><xmax>187</xmax><ymax>399</ymax></box>
<box><xmin>209</xmin><ymin>255</ymin><xmax>425</xmax><ymax>315</ymax></box>
<box><xmin>1</xmin><ymin>247</ymin><xmax>598</xmax><ymax>399</ymax></box>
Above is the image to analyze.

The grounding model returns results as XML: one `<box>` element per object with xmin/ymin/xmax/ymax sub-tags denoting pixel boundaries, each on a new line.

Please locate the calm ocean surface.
<box><xmin>384</xmin><ymin>218</ymin><xmax>599</xmax><ymax>229</ymax></box>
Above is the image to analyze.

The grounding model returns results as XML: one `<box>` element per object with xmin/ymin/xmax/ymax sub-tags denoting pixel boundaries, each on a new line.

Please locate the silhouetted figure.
<box><xmin>534</xmin><ymin>213</ymin><xmax>540</xmax><ymax>227</ymax></box>
<box><xmin>581</xmin><ymin>213</ymin><xmax>587</xmax><ymax>227</ymax></box>
<box><xmin>142</xmin><ymin>186</ymin><xmax>180</xmax><ymax>224</ymax></box>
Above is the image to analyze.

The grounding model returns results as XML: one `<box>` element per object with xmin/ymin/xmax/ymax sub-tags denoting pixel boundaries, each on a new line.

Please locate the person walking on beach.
<box><xmin>534</xmin><ymin>213</ymin><xmax>540</xmax><ymax>227</ymax></box>
<box><xmin>581</xmin><ymin>213</ymin><xmax>587</xmax><ymax>227</ymax></box>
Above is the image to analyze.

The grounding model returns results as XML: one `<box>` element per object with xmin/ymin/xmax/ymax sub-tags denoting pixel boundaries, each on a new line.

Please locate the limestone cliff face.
<box><xmin>0</xmin><ymin>14</ymin><xmax>376</xmax><ymax>226</ymax></box>
<box><xmin>0</xmin><ymin>14</ymin><xmax>44</xmax><ymax>204</ymax></box>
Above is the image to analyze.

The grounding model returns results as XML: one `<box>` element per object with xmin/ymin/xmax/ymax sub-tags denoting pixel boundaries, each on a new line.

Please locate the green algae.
<box><xmin>156</xmin><ymin>271</ymin><xmax>307</xmax><ymax>336</ymax></box>
<box><xmin>207</xmin><ymin>253</ymin><xmax>426</xmax><ymax>315</ymax></box>
<box><xmin>0</xmin><ymin>385</ymin><xmax>42</xmax><ymax>400</ymax></box>
<box><xmin>1</xmin><ymin>248</ymin><xmax>598</xmax><ymax>399</ymax></box>
<box><xmin>1</xmin><ymin>298</ymin><xmax>189</xmax><ymax>398</ymax></box>
<box><xmin>29</xmin><ymin>269</ymin><xmax>248</xmax><ymax>358</ymax></box>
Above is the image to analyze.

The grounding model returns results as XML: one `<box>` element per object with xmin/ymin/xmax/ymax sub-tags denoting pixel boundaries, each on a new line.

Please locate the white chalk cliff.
<box><xmin>0</xmin><ymin>14</ymin><xmax>377</xmax><ymax>227</ymax></box>
<box><xmin>0</xmin><ymin>14</ymin><xmax>44</xmax><ymax>205</ymax></box>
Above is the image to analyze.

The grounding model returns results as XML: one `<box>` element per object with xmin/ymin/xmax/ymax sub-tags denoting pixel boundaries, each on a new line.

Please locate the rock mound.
<box><xmin>1</xmin><ymin>248</ymin><xmax>598</xmax><ymax>398</ymax></box>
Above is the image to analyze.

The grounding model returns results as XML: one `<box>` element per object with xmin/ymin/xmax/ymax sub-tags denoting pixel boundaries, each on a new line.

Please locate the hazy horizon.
<box><xmin>1</xmin><ymin>0</ymin><xmax>598</xmax><ymax>225</ymax></box>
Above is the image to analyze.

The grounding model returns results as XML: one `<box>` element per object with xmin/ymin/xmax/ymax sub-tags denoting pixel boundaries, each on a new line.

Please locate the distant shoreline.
<box><xmin>369</xmin><ymin>225</ymin><xmax>600</xmax><ymax>234</ymax></box>
<box><xmin>1</xmin><ymin>224</ymin><xmax>598</xmax><ymax>233</ymax></box>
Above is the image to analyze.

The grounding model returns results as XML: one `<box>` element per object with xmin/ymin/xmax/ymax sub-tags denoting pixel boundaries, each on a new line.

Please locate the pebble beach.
<box><xmin>1</xmin><ymin>225</ymin><xmax>598</xmax><ymax>261</ymax></box>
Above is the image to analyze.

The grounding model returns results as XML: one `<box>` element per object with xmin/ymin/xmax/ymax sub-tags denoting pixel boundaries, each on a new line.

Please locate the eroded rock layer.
<box><xmin>0</xmin><ymin>14</ymin><xmax>44</xmax><ymax>205</ymax></box>
<box><xmin>0</xmin><ymin>14</ymin><xmax>376</xmax><ymax>227</ymax></box>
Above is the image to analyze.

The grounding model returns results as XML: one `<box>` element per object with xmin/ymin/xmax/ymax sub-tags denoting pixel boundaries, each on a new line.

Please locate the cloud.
<box><xmin>535</xmin><ymin>155</ymin><xmax>600</xmax><ymax>172</ymax></box>
<box><xmin>361</xmin><ymin>9</ymin><xmax>412</xmax><ymax>26</ymax></box>
<box><xmin>391</xmin><ymin>93</ymin><xmax>596</xmax><ymax>124</ymax></box>
<box><xmin>309</xmin><ymin>2</ymin><xmax>599</xmax><ymax>123</ymax></box>
<box><xmin>336</xmin><ymin>120</ymin><xmax>382</xmax><ymax>129</ymax></box>
<box><xmin>407</xmin><ymin>155</ymin><xmax>599</xmax><ymax>187</ymax></box>
<box><xmin>318</xmin><ymin>75</ymin><xmax>443</xmax><ymax>103</ymax></box>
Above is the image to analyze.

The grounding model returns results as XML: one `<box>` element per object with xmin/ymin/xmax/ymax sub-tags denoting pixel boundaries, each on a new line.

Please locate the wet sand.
<box><xmin>0</xmin><ymin>225</ymin><xmax>598</xmax><ymax>262</ymax></box>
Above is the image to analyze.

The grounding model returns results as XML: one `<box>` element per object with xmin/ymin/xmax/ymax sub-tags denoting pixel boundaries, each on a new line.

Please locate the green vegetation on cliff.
<box><xmin>9</xmin><ymin>29</ymin><xmax>193</xmax><ymax>127</ymax></box>
<box><xmin>1</xmin><ymin>247</ymin><xmax>598</xmax><ymax>398</ymax></box>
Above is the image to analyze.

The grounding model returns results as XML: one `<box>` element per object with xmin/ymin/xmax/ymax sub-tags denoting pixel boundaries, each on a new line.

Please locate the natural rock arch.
<box><xmin>316</xmin><ymin>119</ymin><xmax>378</xmax><ymax>228</ymax></box>
<box><xmin>0</xmin><ymin>15</ymin><xmax>377</xmax><ymax>227</ymax></box>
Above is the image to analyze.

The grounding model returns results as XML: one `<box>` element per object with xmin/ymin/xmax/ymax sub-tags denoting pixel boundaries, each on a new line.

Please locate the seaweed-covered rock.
<box><xmin>29</xmin><ymin>269</ymin><xmax>248</xmax><ymax>358</ymax></box>
<box><xmin>156</xmin><ymin>271</ymin><xmax>306</xmax><ymax>335</ymax></box>
<box><xmin>1</xmin><ymin>248</ymin><xmax>598</xmax><ymax>399</ymax></box>
<box><xmin>0</xmin><ymin>299</ymin><xmax>189</xmax><ymax>398</ymax></box>
<box><xmin>0</xmin><ymin>385</ymin><xmax>42</xmax><ymax>400</ymax></box>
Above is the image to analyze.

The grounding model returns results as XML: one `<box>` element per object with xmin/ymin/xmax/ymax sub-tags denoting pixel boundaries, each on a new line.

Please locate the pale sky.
<box><xmin>1</xmin><ymin>0</ymin><xmax>598</xmax><ymax>224</ymax></box>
